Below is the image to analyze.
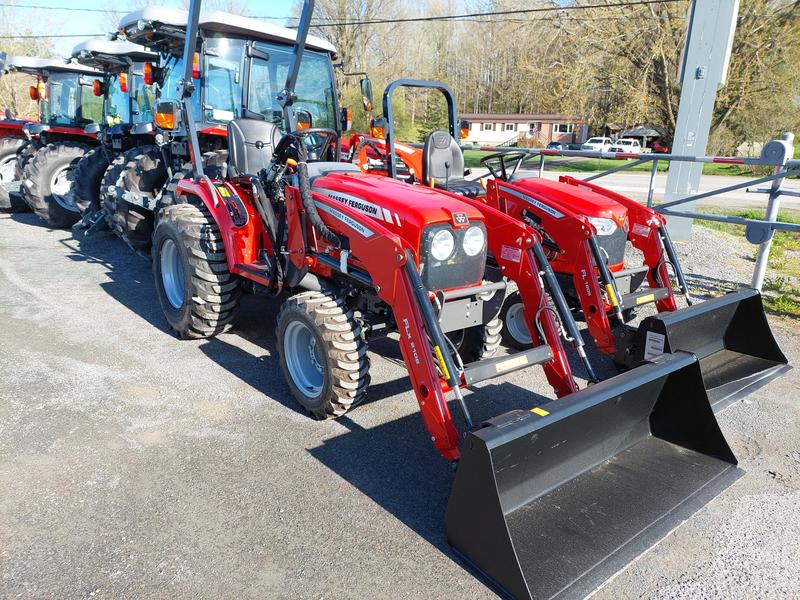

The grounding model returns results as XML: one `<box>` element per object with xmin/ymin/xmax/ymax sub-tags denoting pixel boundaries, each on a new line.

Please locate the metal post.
<box><xmin>663</xmin><ymin>0</ymin><xmax>739</xmax><ymax>240</ymax></box>
<box><xmin>751</xmin><ymin>133</ymin><xmax>794</xmax><ymax>290</ymax></box>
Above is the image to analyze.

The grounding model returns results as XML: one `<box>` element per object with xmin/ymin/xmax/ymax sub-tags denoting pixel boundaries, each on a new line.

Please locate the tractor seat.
<box><xmin>422</xmin><ymin>130</ymin><xmax>483</xmax><ymax>198</ymax></box>
<box><xmin>227</xmin><ymin>118</ymin><xmax>282</xmax><ymax>177</ymax></box>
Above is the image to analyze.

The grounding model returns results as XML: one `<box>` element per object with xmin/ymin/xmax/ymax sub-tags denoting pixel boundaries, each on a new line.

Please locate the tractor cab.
<box><xmin>119</xmin><ymin>8</ymin><xmax>342</xmax><ymax>166</ymax></box>
<box><xmin>6</xmin><ymin>57</ymin><xmax>102</xmax><ymax>144</ymax></box>
<box><xmin>71</xmin><ymin>38</ymin><xmax>158</xmax><ymax>151</ymax></box>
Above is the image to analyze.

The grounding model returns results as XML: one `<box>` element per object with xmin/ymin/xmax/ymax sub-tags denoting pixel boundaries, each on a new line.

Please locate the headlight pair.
<box><xmin>430</xmin><ymin>225</ymin><xmax>485</xmax><ymax>261</ymax></box>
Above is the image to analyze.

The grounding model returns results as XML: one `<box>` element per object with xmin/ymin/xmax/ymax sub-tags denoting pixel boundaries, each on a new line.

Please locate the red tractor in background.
<box><xmin>135</xmin><ymin>2</ymin><xmax>743</xmax><ymax>599</ymax></box>
<box><xmin>0</xmin><ymin>52</ymin><xmax>35</xmax><ymax>211</ymax></box>
<box><xmin>355</xmin><ymin>77</ymin><xmax>787</xmax><ymax>411</ymax></box>
<box><xmin>5</xmin><ymin>56</ymin><xmax>103</xmax><ymax>227</ymax></box>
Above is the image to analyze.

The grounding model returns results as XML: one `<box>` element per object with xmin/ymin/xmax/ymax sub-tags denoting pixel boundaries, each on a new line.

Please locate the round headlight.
<box><xmin>587</xmin><ymin>216</ymin><xmax>617</xmax><ymax>236</ymax></box>
<box><xmin>462</xmin><ymin>225</ymin><xmax>485</xmax><ymax>256</ymax></box>
<box><xmin>430</xmin><ymin>229</ymin><xmax>455</xmax><ymax>261</ymax></box>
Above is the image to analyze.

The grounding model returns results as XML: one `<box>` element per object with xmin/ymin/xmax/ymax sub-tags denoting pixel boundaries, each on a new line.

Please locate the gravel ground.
<box><xmin>1</xmin><ymin>211</ymin><xmax>798</xmax><ymax>600</ymax></box>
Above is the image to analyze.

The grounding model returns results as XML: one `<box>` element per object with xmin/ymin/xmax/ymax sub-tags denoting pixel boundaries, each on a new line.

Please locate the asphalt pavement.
<box><xmin>1</xmin><ymin>211</ymin><xmax>799</xmax><ymax>599</ymax></box>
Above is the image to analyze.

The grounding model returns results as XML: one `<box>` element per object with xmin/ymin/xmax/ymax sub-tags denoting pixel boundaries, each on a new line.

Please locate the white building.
<box><xmin>461</xmin><ymin>112</ymin><xmax>589</xmax><ymax>146</ymax></box>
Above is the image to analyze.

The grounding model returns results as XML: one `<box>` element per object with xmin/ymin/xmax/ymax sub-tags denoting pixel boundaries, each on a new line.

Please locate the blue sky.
<box><xmin>7</xmin><ymin>0</ymin><xmax>298</xmax><ymax>57</ymax></box>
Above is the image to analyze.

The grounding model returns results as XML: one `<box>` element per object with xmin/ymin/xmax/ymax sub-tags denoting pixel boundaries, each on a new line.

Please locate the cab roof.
<box><xmin>6</xmin><ymin>56</ymin><xmax>102</xmax><ymax>76</ymax></box>
<box><xmin>71</xmin><ymin>39</ymin><xmax>158</xmax><ymax>71</ymax></box>
<box><xmin>118</xmin><ymin>7</ymin><xmax>336</xmax><ymax>54</ymax></box>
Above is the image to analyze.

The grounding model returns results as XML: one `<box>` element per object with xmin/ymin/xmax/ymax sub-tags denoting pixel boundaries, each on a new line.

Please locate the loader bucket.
<box><xmin>617</xmin><ymin>288</ymin><xmax>789</xmax><ymax>412</ymax></box>
<box><xmin>446</xmin><ymin>351</ymin><xmax>740</xmax><ymax>600</ymax></box>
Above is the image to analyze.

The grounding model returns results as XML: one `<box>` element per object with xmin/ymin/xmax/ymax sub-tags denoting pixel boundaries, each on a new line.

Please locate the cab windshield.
<box><xmin>105</xmin><ymin>74</ymin><xmax>130</xmax><ymax>125</ymax></box>
<box><xmin>203</xmin><ymin>37</ymin><xmax>245</xmax><ymax>123</ymax></box>
<box><xmin>248</xmin><ymin>41</ymin><xmax>336</xmax><ymax>129</ymax></box>
<box><xmin>44</xmin><ymin>71</ymin><xmax>103</xmax><ymax>126</ymax></box>
<box><xmin>129</xmin><ymin>67</ymin><xmax>155</xmax><ymax>125</ymax></box>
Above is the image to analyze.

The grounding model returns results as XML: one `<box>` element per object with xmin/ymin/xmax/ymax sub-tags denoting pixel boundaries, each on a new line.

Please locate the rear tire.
<box><xmin>0</xmin><ymin>137</ymin><xmax>24</xmax><ymax>211</ymax></box>
<box><xmin>71</xmin><ymin>146</ymin><xmax>110</xmax><ymax>214</ymax></box>
<box><xmin>499</xmin><ymin>292</ymin><xmax>533</xmax><ymax>350</ymax></box>
<box><xmin>277</xmin><ymin>291</ymin><xmax>370</xmax><ymax>419</ymax></box>
<box><xmin>21</xmin><ymin>142</ymin><xmax>89</xmax><ymax>228</ymax></box>
<box><xmin>117</xmin><ymin>146</ymin><xmax>166</xmax><ymax>255</ymax></box>
<box><xmin>152</xmin><ymin>202</ymin><xmax>241</xmax><ymax>339</ymax></box>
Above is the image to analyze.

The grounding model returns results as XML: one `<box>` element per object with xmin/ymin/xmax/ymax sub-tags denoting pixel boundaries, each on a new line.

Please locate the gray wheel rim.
<box><xmin>505</xmin><ymin>302</ymin><xmax>532</xmax><ymax>345</ymax></box>
<box><xmin>0</xmin><ymin>156</ymin><xmax>15</xmax><ymax>182</ymax></box>
<box><xmin>51</xmin><ymin>166</ymin><xmax>78</xmax><ymax>211</ymax></box>
<box><xmin>160</xmin><ymin>238</ymin><xmax>186</xmax><ymax>309</ymax></box>
<box><xmin>284</xmin><ymin>320</ymin><xmax>325</xmax><ymax>398</ymax></box>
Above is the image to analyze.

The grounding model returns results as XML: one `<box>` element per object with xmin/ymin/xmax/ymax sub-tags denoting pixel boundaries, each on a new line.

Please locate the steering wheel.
<box><xmin>480</xmin><ymin>151</ymin><xmax>530</xmax><ymax>182</ymax></box>
<box><xmin>290</xmin><ymin>127</ymin><xmax>339</xmax><ymax>161</ymax></box>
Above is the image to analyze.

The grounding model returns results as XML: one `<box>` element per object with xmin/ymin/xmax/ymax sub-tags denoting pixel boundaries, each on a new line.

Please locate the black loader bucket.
<box><xmin>616</xmin><ymin>288</ymin><xmax>789</xmax><ymax>412</ymax></box>
<box><xmin>446</xmin><ymin>351</ymin><xmax>740</xmax><ymax>600</ymax></box>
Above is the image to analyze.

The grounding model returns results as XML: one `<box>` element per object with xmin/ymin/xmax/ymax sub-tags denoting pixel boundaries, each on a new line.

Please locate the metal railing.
<box><xmin>459</xmin><ymin>133</ymin><xmax>799</xmax><ymax>290</ymax></box>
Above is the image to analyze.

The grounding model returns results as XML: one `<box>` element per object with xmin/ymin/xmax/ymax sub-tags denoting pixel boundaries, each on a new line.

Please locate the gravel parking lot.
<box><xmin>1</xmin><ymin>211</ymin><xmax>798</xmax><ymax>599</ymax></box>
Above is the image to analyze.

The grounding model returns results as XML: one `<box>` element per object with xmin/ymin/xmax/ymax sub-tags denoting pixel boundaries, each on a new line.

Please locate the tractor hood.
<box><xmin>313</xmin><ymin>171</ymin><xmax>485</xmax><ymax>244</ymax></box>
<box><xmin>512</xmin><ymin>177</ymin><xmax>627</xmax><ymax>228</ymax></box>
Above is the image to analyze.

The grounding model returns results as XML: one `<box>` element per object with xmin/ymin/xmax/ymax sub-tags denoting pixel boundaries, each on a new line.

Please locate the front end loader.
<box><xmin>152</xmin><ymin>1</ymin><xmax>743</xmax><ymax>598</ymax></box>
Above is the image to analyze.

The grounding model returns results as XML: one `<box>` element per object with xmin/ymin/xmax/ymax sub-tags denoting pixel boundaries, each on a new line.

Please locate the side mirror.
<box><xmin>340</xmin><ymin>107</ymin><xmax>353</xmax><ymax>132</ymax></box>
<box><xmin>360</xmin><ymin>77</ymin><xmax>373</xmax><ymax>112</ymax></box>
<box><xmin>154</xmin><ymin>100</ymin><xmax>182</xmax><ymax>130</ymax></box>
<box><xmin>296</xmin><ymin>109</ymin><xmax>313</xmax><ymax>130</ymax></box>
<box><xmin>459</xmin><ymin>119</ymin><xmax>470</xmax><ymax>140</ymax></box>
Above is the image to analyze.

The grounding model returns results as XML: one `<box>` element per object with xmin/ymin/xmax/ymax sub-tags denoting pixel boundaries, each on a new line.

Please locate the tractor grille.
<box><xmin>597</xmin><ymin>227</ymin><xmax>627</xmax><ymax>266</ymax></box>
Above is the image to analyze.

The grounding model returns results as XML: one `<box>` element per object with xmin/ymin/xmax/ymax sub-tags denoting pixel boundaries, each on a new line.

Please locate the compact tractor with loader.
<box><xmin>68</xmin><ymin>38</ymin><xmax>157</xmax><ymax>232</ymax></box>
<box><xmin>357</xmin><ymin>78</ymin><xmax>788</xmax><ymax>411</ymax></box>
<box><xmin>7</xmin><ymin>56</ymin><xmax>103</xmax><ymax>227</ymax></box>
<box><xmin>130</xmin><ymin>1</ymin><xmax>747</xmax><ymax>598</ymax></box>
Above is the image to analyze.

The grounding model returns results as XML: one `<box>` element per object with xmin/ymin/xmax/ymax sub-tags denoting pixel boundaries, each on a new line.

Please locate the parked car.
<box><xmin>581</xmin><ymin>136</ymin><xmax>613</xmax><ymax>152</ymax></box>
<box><xmin>608</xmin><ymin>138</ymin><xmax>643</xmax><ymax>153</ymax></box>
<box><xmin>651</xmin><ymin>138</ymin><xmax>670</xmax><ymax>153</ymax></box>
<box><xmin>546</xmin><ymin>142</ymin><xmax>567</xmax><ymax>150</ymax></box>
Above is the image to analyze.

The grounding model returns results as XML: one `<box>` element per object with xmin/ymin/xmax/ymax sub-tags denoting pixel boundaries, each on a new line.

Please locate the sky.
<box><xmin>2</xmin><ymin>0</ymin><xmax>298</xmax><ymax>58</ymax></box>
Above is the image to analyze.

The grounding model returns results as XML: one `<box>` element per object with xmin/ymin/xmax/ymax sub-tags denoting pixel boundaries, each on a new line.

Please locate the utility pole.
<box><xmin>663</xmin><ymin>0</ymin><xmax>739</xmax><ymax>240</ymax></box>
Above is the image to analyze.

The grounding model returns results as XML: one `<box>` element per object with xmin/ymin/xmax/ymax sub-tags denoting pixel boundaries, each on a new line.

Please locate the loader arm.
<box><xmin>559</xmin><ymin>175</ymin><xmax>679</xmax><ymax>312</ymax></box>
<box><xmin>485</xmin><ymin>178</ymin><xmax>622</xmax><ymax>355</ymax></box>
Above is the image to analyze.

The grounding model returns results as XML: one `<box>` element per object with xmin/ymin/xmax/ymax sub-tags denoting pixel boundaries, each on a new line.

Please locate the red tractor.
<box><xmin>357</xmin><ymin>78</ymin><xmax>787</xmax><ymax>411</ymax></box>
<box><xmin>5</xmin><ymin>56</ymin><xmax>103</xmax><ymax>227</ymax></box>
<box><xmin>137</xmin><ymin>2</ymin><xmax>742</xmax><ymax>598</ymax></box>
<box><xmin>0</xmin><ymin>53</ymin><xmax>35</xmax><ymax>211</ymax></box>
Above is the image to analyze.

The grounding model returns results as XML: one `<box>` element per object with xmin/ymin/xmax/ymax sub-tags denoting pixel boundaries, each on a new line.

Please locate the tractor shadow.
<box><xmin>57</xmin><ymin>225</ymin><xmax>172</xmax><ymax>332</ymax></box>
<box><xmin>306</xmin><ymin>380</ymin><xmax>551</xmax><ymax>557</ymax></box>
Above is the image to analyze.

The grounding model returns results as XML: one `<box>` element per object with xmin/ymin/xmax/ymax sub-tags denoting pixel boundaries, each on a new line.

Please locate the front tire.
<box><xmin>21</xmin><ymin>142</ymin><xmax>89</xmax><ymax>228</ymax></box>
<box><xmin>0</xmin><ymin>137</ymin><xmax>24</xmax><ymax>211</ymax></box>
<box><xmin>152</xmin><ymin>202</ymin><xmax>241</xmax><ymax>339</ymax></box>
<box><xmin>499</xmin><ymin>292</ymin><xmax>534</xmax><ymax>350</ymax></box>
<box><xmin>450</xmin><ymin>318</ymin><xmax>503</xmax><ymax>364</ymax></box>
<box><xmin>277</xmin><ymin>292</ymin><xmax>370</xmax><ymax>419</ymax></box>
<box><xmin>71</xmin><ymin>146</ymin><xmax>110</xmax><ymax>214</ymax></box>
<box><xmin>117</xmin><ymin>146</ymin><xmax>167</xmax><ymax>255</ymax></box>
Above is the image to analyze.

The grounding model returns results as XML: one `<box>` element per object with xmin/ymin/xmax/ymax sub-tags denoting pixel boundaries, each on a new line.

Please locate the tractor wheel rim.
<box><xmin>0</xmin><ymin>156</ymin><xmax>15</xmax><ymax>182</ymax></box>
<box><xmin>505</xmin><ymin>302</ymin><xmax>532</xmax><ymax>345</ymax></box>
<box><xmin>51</xmin><ymin>166</ymin><xmax>78</xmax><ymax>211</ymax></box>
<box><xmin>284</xmin><ymin>320</ymin><xmax>324</xmax><ymax>398</ymax></box>
<box><xmin>160</xmin><ymin>238</ymin><xmax>186</xmax><ymax>309</ymax></box>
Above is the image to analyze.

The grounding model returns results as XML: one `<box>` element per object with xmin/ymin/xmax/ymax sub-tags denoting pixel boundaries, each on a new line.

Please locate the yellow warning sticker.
<box><xmin>215</xmin><ymin>184</ymin><xmax>230</xmax><ymax>197</ymax></box>
<box><xmin>433</xmin><ymin>345</ymin><xmax>450</xmax><ymax>381</ymax></box>
<box><xmin>495</xmin><ymin>354</ymin><xmax>529</xmax><ymax>373</ymax></box>
<box><xmin>604</xmin><ymin>283</ymin><xmax>619</xmax><ymax>307</ymax></box>
<box><xmin>531</xmin><ymin>407</ymin><xmax>549</xmax><ymax>416</ymax></box>
<box><xmin>636</xmin><ymin>293</ymin><xmax>656</xmax><ymax>305</ymax></box>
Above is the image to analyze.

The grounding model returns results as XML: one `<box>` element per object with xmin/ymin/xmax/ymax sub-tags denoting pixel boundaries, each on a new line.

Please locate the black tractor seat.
<box><xmin>227</xmin><ymin>118</ymin><xmax>282</xmax><ymax>177</ymax></box>
<box><xmin>422</xmin><ymin>130</ymin><xmax>483</xmax><ymax>197</ymax></box>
